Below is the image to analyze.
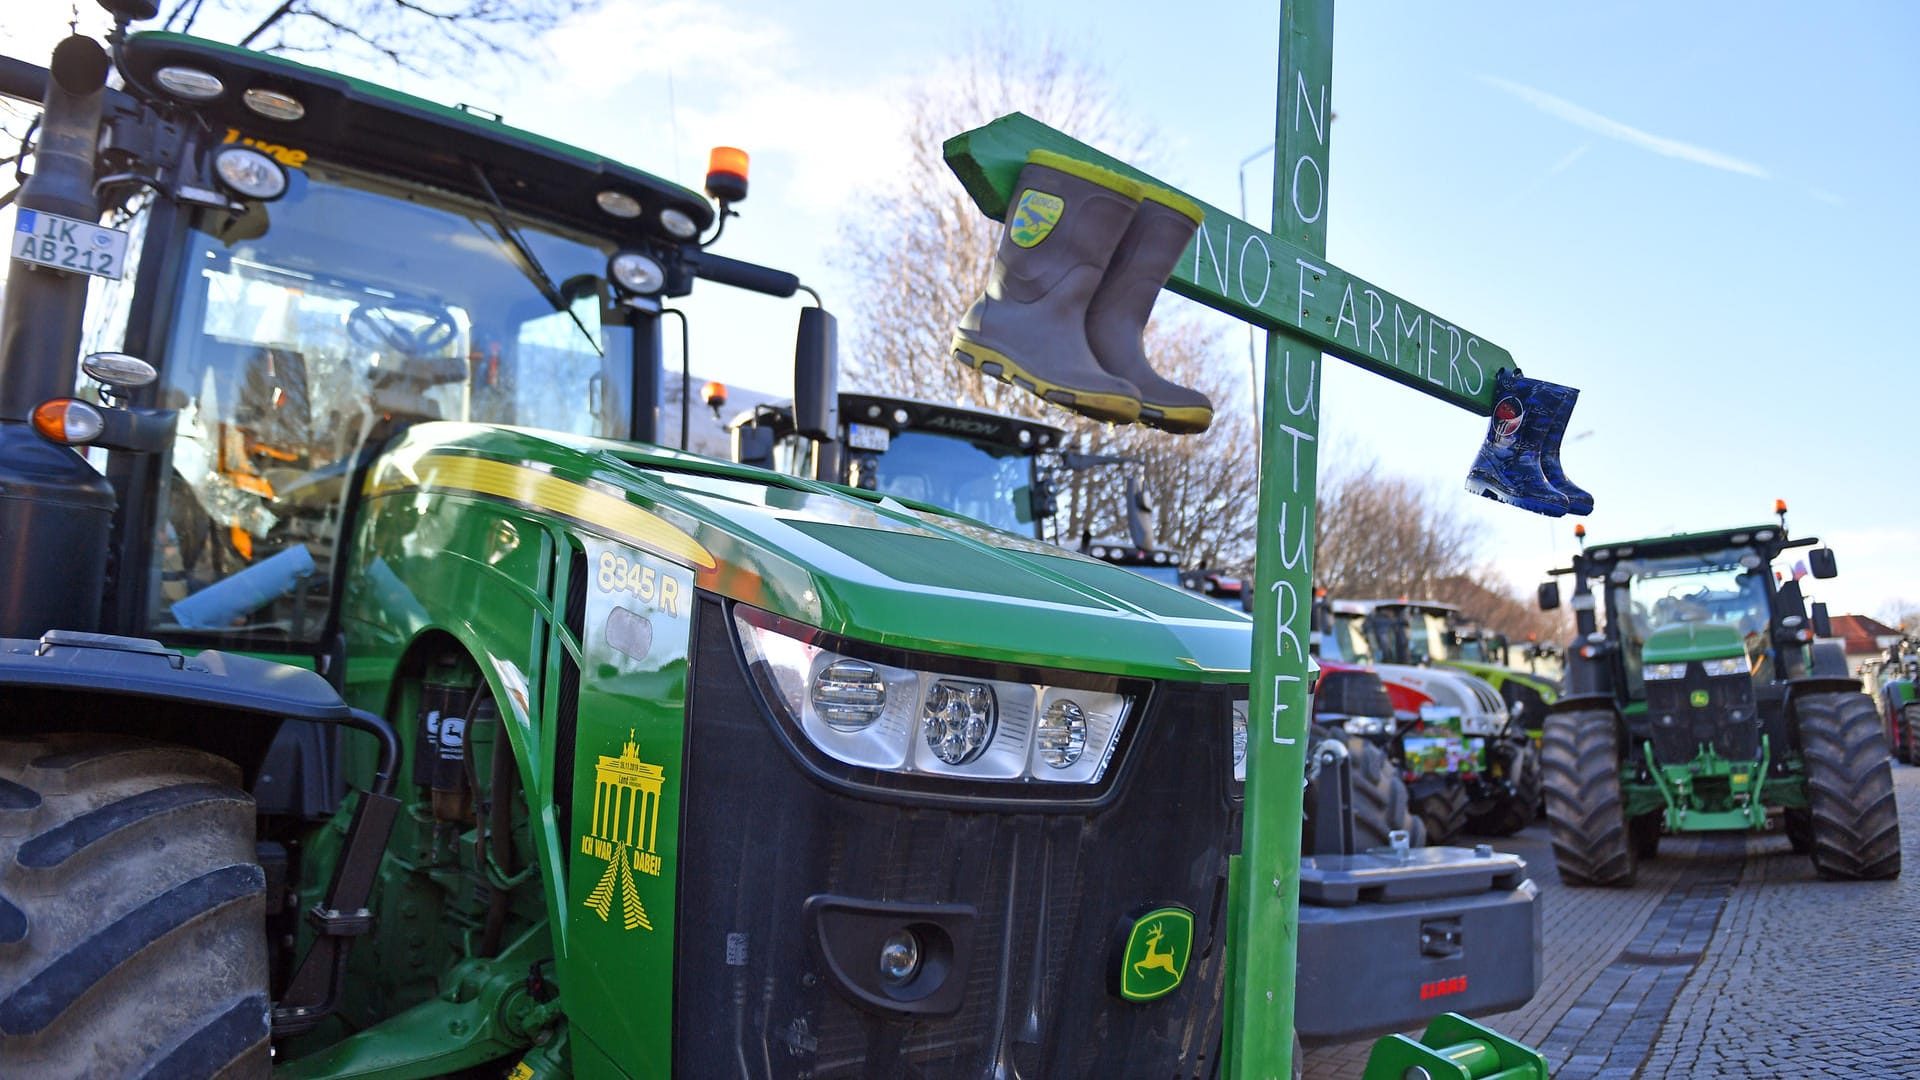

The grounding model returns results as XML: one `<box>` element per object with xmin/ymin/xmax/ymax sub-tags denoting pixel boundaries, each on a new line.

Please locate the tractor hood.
<box><xmin>373</xmin><ymin>425</ymin><xmax>1251</xmax><ymax>681</ymax></box>
<box><xmin>1643</xmin><ymin>622</ymin><xmax>1747</xmax><ymax>665</ymax></box>
<box><xmin>1370</xmin><ymin>662</ymin><xmax>1509</xmax><ymax>729</ymax></box>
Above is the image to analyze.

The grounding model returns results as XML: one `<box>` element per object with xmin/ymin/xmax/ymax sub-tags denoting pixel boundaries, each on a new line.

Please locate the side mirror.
<box><xmin>1809</xmin><ymin>548</ymin><xmax>1838</xmax><ymax>579</ymax></box>
<box><xmin>792</xmin><ymin>307</ymin><xmax>838</xmax><ymax>440</ymax></box>
<box><xmin>1537</xmin><ymin>581</ymin><xmax>1561</xmax><ymax>611</ymax></box>
<box><xmin>1811</xmin><ymin>602</ymin><xmax>1833</xmax><ymax>640</ymax></box>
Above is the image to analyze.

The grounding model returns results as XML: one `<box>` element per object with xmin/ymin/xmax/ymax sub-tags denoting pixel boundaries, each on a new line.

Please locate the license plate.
<box><xmin>847</xmin><ymin>422</ymin><xmax>890</xmax><ymax>452</ymax></box>
<box><xmin>11</xmin><ymin>209</ymin><xmax>129</xmax><ymax>280</ymax></box>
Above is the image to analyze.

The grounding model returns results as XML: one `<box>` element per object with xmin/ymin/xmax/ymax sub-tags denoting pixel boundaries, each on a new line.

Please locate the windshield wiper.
<box><xmin>467</xmin><ymin>162</ymin><xmax>602</xmax><ymax>357</ymax></box>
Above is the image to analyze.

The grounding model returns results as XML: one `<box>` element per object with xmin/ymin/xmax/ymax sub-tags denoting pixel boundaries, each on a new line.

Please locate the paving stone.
<box><xmin>1303</xmin><ymin>766</ymin><xmax>1920</xmax><ymax>1079</ymax></box>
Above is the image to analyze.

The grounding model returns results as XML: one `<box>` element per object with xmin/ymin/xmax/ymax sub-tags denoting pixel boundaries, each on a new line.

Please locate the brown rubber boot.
<box><xmin>952</xmin><ymin>150</ymin><xmax>1145</xmax><ymax>424</ymax></box>
<box><xmin>1085</xmin><ymin>187</ymin><xmax>1213</xmax><ymax>433</ymax></box>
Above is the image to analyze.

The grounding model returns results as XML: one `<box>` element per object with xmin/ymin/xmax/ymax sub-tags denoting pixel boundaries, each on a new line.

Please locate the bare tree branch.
<box><xmin>833</xmin><ymin>29</ymin><xmax>1257</xmax><ymax>564</ymax></box>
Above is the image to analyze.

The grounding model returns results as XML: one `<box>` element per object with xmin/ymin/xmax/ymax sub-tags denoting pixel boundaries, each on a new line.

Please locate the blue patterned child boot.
<box><xmin>1464</xmin><ymin>368</ymin><xmax>1572</xmax><ymax>518</ymax></box>
<box><xmin>1536</xmin><ymin>382</ymin><xmax>1594</xmax><ymax>516</ymax></box>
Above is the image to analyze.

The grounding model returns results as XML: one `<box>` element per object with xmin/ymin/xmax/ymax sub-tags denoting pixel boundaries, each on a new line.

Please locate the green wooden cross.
<box><xmin>945</xmin><ymin>2</ymin><xmax>1543</xmax><ymax>1076</ymax></box>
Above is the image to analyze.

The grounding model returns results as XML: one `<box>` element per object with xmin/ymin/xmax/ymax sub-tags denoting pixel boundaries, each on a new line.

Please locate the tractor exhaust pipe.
<box><xmin>0</xmin><ymin>36</ymin><xmax>117</xmax><ymax>638</ymax></box>
<box><xmin>0</xmin><ymin>35</ymin><xmax>109</xmax><ymax>418</ymax></box>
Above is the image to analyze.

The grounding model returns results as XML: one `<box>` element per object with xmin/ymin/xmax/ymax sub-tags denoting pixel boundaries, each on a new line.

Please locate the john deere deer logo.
<box><xmin>1116</xmin><ymin>906</ymin><xmax>1193</xmax><ymax>1002</ymax></box>
<box><xmin>580</xmin><ymin>730</ymin><xmax>666</xmax><ymax>932</ymax></box>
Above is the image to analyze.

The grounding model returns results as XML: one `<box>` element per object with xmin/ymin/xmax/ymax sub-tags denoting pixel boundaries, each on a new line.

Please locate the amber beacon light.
<box><xmin>706</xmin><ymin>146</ymin><xmax>750</xmax><ymax>204</ymax></box>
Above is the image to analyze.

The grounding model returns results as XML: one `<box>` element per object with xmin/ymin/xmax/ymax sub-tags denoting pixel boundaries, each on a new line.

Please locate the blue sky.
<box><xmin>5</xmin><ymin>2</ymin><xmax>1917</xmax><ymax>618</ymax></box>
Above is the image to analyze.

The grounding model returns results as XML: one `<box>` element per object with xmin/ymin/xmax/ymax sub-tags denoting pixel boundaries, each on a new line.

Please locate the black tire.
<box><xmin>1411</xmin><ymin>782</ymin><xmax>1469</xmax><ymax>846</ymax></box>
<box><xmin>1629</xmin><ymin>813</ymin><xmax>1662</xmax><ymax>860</ymax></box>
<box><xmin>1344</xmin><ymin>733</ymin><xmax>1421</xmax><ymax>850</ymax></box>
<box><xmin>1541</xmin><ymin>709</ymin><xmax>1636</xmax><ymax>886</ymax></box>
<box><xmin>1796</xmin><ymin>692</ymin><xmax>1902</xmax><ymax>880</ymax></box>
<box><xmin>1902</xmin><ymin>703</ymin><xmax>1920</xmax><ymax>766</ymax></box>
<box><xmin>1783</xmin><ymin>808</ymin><xmax>1813</xmax><ymax>855</ymax></box>
<box><xmin>1302</xmin><ymin>728</ymin><xmax>1423</xmax><ymax>852</ymax></box>
<box><xmin>0</xmin><ymin>736</ymin><xmax>269</xmax><ymax>1079</ymax></box>
<box><xmin>1465</xmin><ymin>737</ymin><xmax>1541</xmax><ymax>837</ymax></box>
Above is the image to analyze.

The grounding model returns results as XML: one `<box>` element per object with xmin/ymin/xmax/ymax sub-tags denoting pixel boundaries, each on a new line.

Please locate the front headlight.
<box><xmin>1701</xmin><ymin>656</ymin><xmax>1750</xmax><ymax>677</ymax></box>
<box><xmin>734</xmin><ymin>604</ymin><xmax>1134</xmax><ymax>784</ymax></box>
<box><xmin>1644</xmin><ymin>662</ymin><xmax>1689</xmax><ymax>681</ymax></box>
<box><xmin>1341</xmin><ymin>715</ymin><xmax>1389</xmax><ymax>736</ymax></box>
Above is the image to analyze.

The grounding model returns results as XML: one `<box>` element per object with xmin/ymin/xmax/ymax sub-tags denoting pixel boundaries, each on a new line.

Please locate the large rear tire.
<box><xmin>1796</xmin><ymin>692</ymin><xmax>1902</xmax><ymax>880</ymax></box>
<box><xmin>1410</xmin><ymin>781</ymin><xmax>1469</xmax><ymax>846</ymax></box>
<box><xmin>1343</xmin><ymin>732</ymin><xmax>1420</xmax><ymax>850</ymax></box>
<box><xmin>1303</xmin><ymin>728</ymin><xmax>1423</xmax><ymax>851</ymax></box>
<box><xmin>0</xmin><ymin>736</ymin><xmax>269</xmax><ymax>1079</ymax></box>
<box><xmin>1901</xmin><ymin>703</ymin><xmax>1920</xmax><ymax>766</ymax></box>
<box><xmin>1541</xmin><ymin>709</ymin><xmax>1636</xmax><ymax>886</ymax></box>
<box><xmin>1465</xmin><ymin>737</ymin><xmax>1541</xmax><ymax>837</ymax></box>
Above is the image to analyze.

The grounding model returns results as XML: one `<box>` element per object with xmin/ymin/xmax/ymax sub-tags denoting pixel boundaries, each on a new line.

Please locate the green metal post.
<box><xmin>1228</xmin><ymin>3</ymin><xmax>1333</xmax><ymax>1076</ymax></box>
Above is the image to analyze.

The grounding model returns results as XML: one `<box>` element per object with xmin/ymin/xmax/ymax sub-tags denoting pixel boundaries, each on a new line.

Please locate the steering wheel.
<box><xmin>348</xmin><ymin>300</ymin><xmax>458</xmax><ymax>359</ymax></box>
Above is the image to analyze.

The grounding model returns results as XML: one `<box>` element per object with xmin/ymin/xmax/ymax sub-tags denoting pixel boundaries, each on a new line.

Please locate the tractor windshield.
<box><xmin>145</xmin><ymin>161</ymin><xmax>635</xmax><ymax>644</ymax></box>
<box><xmin>850</xmin><ymin>429</ymin><xmax>1036</xmax><ymax>534</ymax></box>
<box><xmin>1404</xmin><ymin>610</ymin><xmax>1455</xmax><ymax>663</ymax></box>
<box><xmin>1322</xmin><ymin>612</ymin><xmax>1376</xmax><ymax>664</ymax></box>
<box><xmin>1606</xmin><ymin>547</ymin><xmax>1771</xmax><ymax>697</ymax></box>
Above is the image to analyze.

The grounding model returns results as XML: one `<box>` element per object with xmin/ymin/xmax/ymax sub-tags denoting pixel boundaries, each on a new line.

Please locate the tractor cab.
<box><xmin>731</xmin><ymin>391</ymin><xmax>1067</xmax><ymax>537</ymax></box>
<box><xmin>1541</xmin><ymin>521</ymin><xmax>1841</xmax><ymax>720</ymax></box>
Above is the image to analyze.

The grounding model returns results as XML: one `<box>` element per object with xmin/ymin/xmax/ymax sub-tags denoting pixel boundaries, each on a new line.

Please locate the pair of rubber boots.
<box><xmin>951</xmin><ymin>150</ymin><xmax>1212</xmax><ymax>433</ymax></box>
<box><xmin>1464</xmin><ymin>367</ymin><xmax>1593</xmax><ymax>518</ymax></box>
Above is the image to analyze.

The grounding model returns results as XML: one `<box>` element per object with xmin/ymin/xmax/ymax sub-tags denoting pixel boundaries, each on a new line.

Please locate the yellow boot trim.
<box><xmin>1138</xmin><ymin>183</ymin><xmax>1206</xmax><ymax>226</ymax></box>
<box><xmin>1026</xmin><ymin>149</ymin><xmax>1146</xmax><ymax>200</ymax></box>
<box><xmin>1138</xmin><ymin>401</ymin><xmax>1214</xmax><ymax>435</ymax></box>
<box><xmin>950</xmin><ymin>334</ymin><xmax>1141</xmax><ymax>424</ymax></box>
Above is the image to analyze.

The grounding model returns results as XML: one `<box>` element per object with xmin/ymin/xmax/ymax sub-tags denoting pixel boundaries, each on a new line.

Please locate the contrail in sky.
<box><xmin>1478</xmin><ymin>74</ymin><xmax>1769</xmax><ymax>180</ymax></box>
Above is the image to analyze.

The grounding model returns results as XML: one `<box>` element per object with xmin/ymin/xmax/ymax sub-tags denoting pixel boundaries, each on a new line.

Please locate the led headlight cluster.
<box><xmin>734</xmin><ymin>606</ymin><xmax>1133</xmax><ymax>784</ymax></box>
<box><xmin>1701</xmin><ymin>656</ymin><xmax>1750</xmax><ymax>677</ymax></box>
<box><xmin>1644</xmin><ymin>662</ymin><xmax>1688</xmax><ymax>681</ymax></box>
<box><xmin>1341</xmin><ymin>715</ymin><xmax>1390</xmax><ymax>736</ymax></box>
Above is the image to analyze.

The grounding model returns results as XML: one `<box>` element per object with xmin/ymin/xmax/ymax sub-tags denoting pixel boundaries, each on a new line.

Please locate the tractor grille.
<box><xmin>1646</xmin><ymin>663</ymin><xmax>1759</xmax><ymax>765</ymax></box>
<box><xmin>674</xmin><ymin>595</ymin><xmax>1236</xmax><ymax>1079</ymax></box>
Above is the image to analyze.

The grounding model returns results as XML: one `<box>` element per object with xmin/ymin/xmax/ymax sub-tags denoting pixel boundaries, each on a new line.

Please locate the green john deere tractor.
<box><xmin>1866</xmin><ymin>642</ymin><xmax>1920</xmax><ymax>765</ymax></box>
<box><xmin>1536</xmin><ymin>511</ymin><xmax>1901</xmax><ymax>884</ymax></box>
<box><xmin>0</xmin><ymin>11</ymin><xmax>1541</xmax><ymax>1078</ymax></box>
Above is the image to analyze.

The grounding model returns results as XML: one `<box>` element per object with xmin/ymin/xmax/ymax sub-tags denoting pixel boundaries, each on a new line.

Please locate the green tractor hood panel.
<box><xmin>1643</xmin><ymin>622</ymin><xmax>1747</xmax><ymax>665</ymax></box>
<box><xmin>370</xmin><ymin>425</ymin><xmax>1251</xmax><ymax>680</ymax></box>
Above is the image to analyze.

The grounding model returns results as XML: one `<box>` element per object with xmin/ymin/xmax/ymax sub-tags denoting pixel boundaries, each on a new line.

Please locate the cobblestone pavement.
<box><xmin>1303</xmin><ymin>764</ymin><xmax>1920</xmax><ymax>1079</ymax></box>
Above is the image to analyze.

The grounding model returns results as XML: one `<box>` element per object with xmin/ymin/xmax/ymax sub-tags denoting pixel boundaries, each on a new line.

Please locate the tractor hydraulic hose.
<box><xmin>345</xmin><ymin>707</ymin><xmax>400</xmax><ymax>796</ymax></box>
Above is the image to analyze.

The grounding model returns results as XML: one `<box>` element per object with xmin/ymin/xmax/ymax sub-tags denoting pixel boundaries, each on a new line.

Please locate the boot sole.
<box><xmin>1464</xmin><ymin>478</ymin><xmax>1569</xmax><ymax>518</ymax></box>
<box><xmin>1138</xmin><ymin>402</ymin><xmax>1213</xmax><ymax>435</ymax></box>
<box><xmin>950</xmin><ymin>338</ymin><xmax>1141</xmax><ymax>424</ymax></box>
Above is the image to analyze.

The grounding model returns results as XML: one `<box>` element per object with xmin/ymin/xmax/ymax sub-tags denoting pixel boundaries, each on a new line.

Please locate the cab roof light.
<box><xmin>154</xmin><ymin>65</ymin><xmax>223</xmax><ymax>100</ymax></box>
<box><xmin>242</xmin><ymin>87</ymin><xmax>305</xmax><ymax>121</ymax></box>
<box><xmin>706</xmin><ymin>146</ymin><xmax>749</xmax><ymax>203</ymax></box>
<box><xmin>702</xmin><ymin>381</ymin><xmax>728</xmax><ymax>409</ymax></box>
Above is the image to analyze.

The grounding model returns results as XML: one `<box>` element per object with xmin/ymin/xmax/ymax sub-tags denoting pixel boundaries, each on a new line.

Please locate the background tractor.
<box><xmin>1864</xmin><ymin>641</ymin><xmax>1920</xmax><ymax>765</ymax></box>
<box><xmin>1314</xmin><ymin>599</ymin><xmax>1540</xmax><ymax>843</ymax></box>
<box><xmin>1536</xmin><ymin>509</ymin><xmax>1901</xmax><ymax>884</ymax></box>
<box><xmin>0</xmin><ymin>12</ymin><xmax>1538</xmax><ymax>1076</ymax></box>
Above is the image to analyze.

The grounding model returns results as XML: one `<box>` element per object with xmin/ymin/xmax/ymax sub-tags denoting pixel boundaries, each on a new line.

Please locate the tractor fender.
<box><xmin>0</xmin><ymin>629</ymin><xmax>347</xmax><ymax>780</ymax></box>
<box><xmin>1783</xmin><ymin>674</ymin><xmax>1864</xmax><ymax>703</ymax></box>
